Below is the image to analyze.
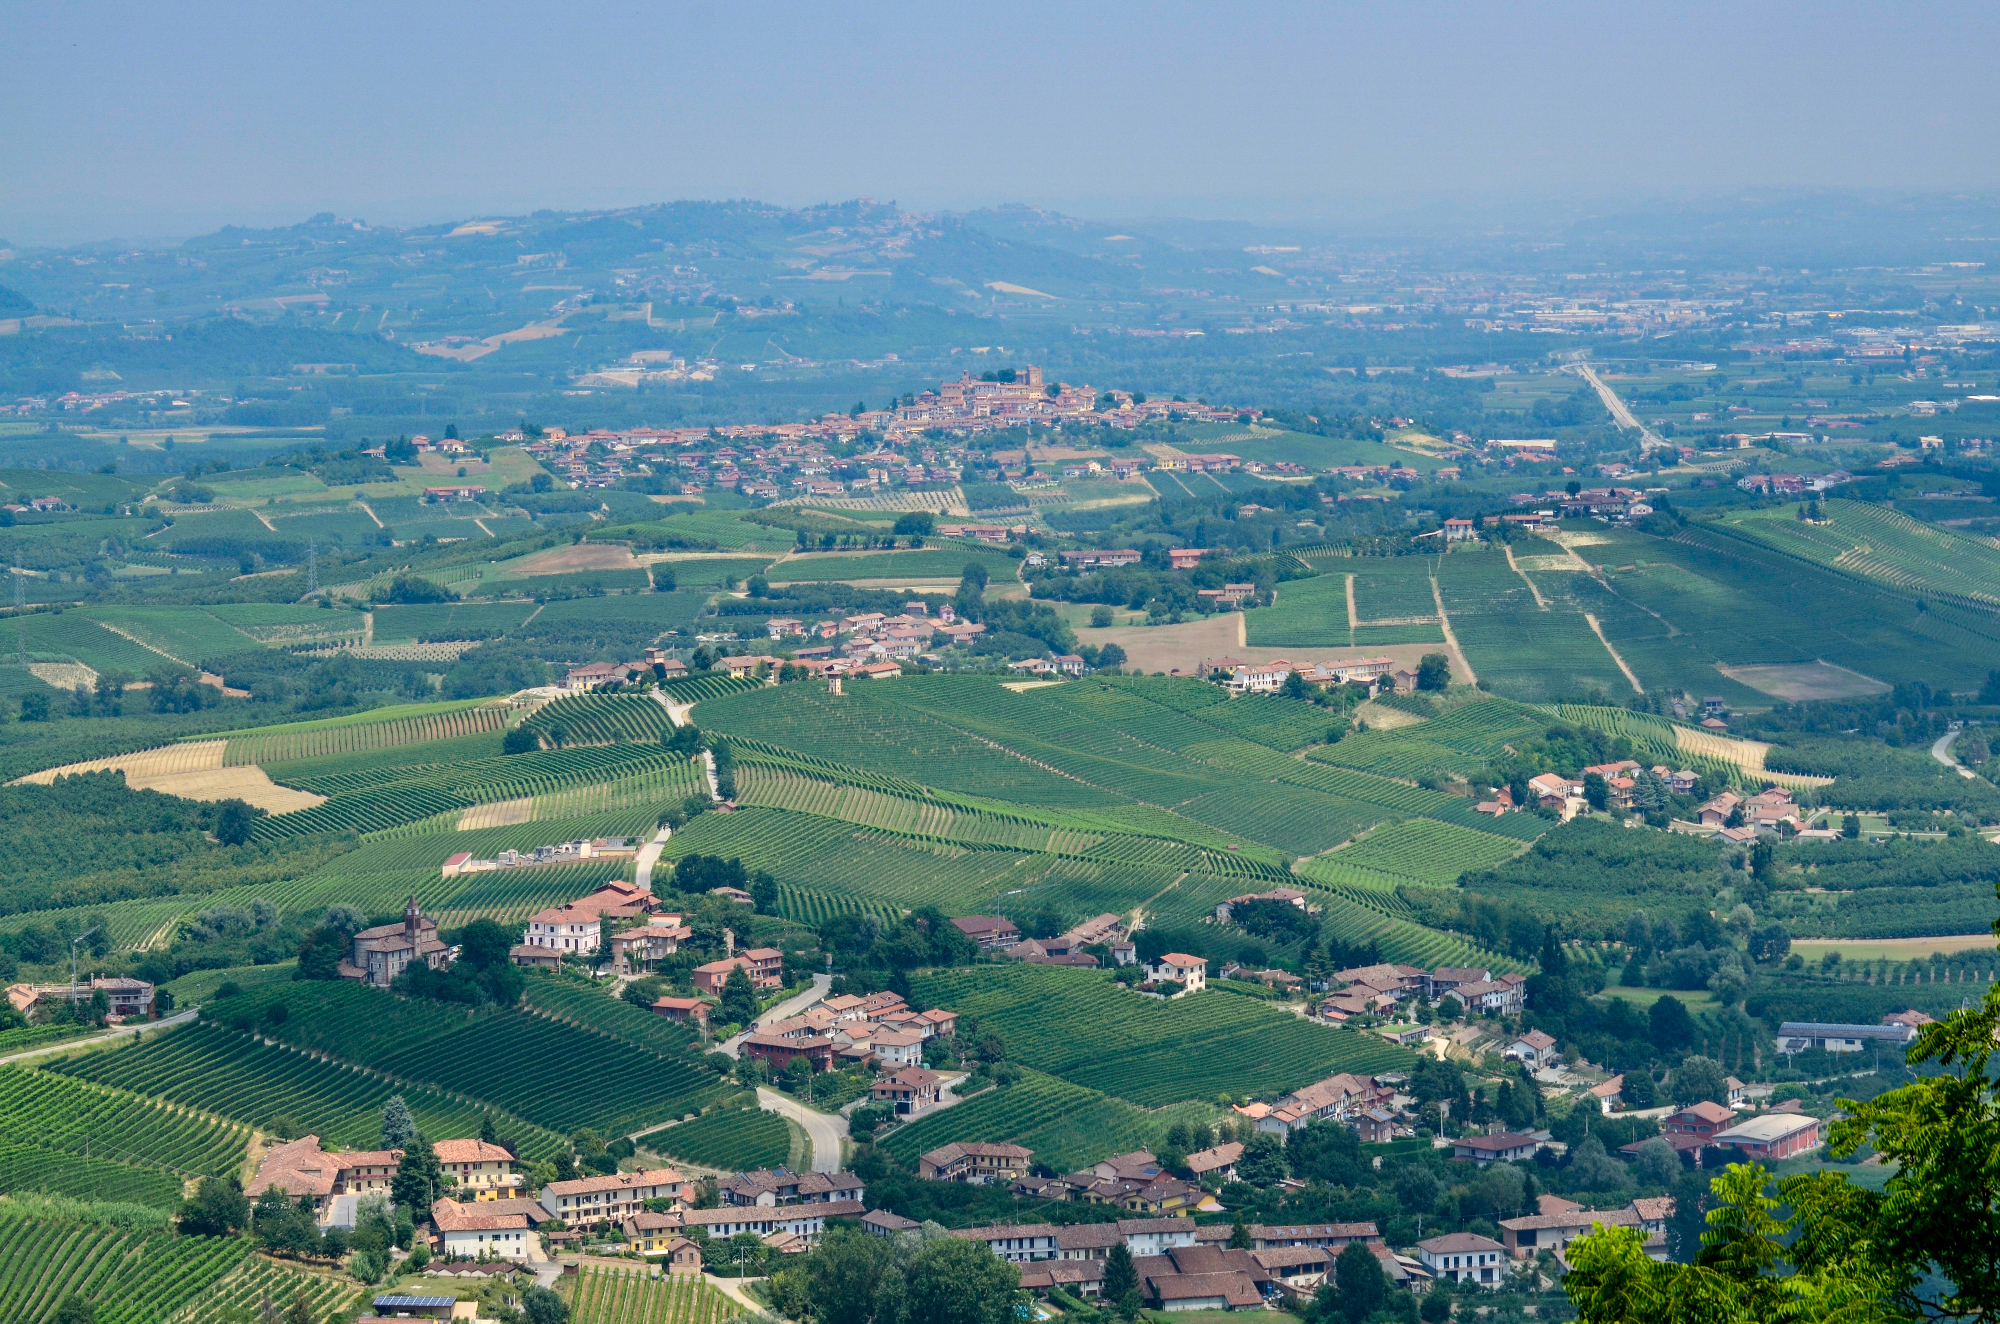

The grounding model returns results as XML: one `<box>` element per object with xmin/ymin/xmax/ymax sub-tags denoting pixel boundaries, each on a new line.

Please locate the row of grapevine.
<box><xmin>641</xmin><ymin>1107</ymin><xmax>790</xmax><ymax>1171</ymax></box>
<box><xmin>53</xmin><ymin>1022</ymin><xmax>566</xmax><ymax>1160</ymax></box>
<box><xmin>519</xmin><ymin>973</ymin><xmax>699</xmax><ymax>1057</ymax></box>
<box><xmin>0</xmin><ymin>1141</ymin><xmax>184</xmax><ymax>1208</ymax></box>
<box><xmin>912</xmin><ymin>964</ymin><xmax>1413</xmax><ymax>1108</ymax></box>
<box><xmin>256</xmin><ymin>745</ymin><xmax>697</xmax><ymax>840</ymax></box>
<box><xmin>0</xmin><ymin>1202</ymin><xmax>252</xmax><ymax>1324</ymax></box>
<box><xmin>660</xmin><ymin>673</ymin><xmax>765</xmax><ymax>703</ymax></box>
<box><xmin>523</xmin><ymin>694</ymin><xmax>675</xmax><ymax>745</ymax></box>
<box><xmin>172</xmin><ymin>1257</ymin><xmax>357</xmax><ymax>1324</ymax></box>
<box><xmin>219</xmin><ymin>982</ymin><xmax>727</xmax><ymax>1138</ymax></box>
<box><xmin>0</xmin><ymin>1066</ymin><xmax>251</xmax><ymax>1176</ymax></box>
<box><xmin>220</xmin><ymin>702</ymin><xmax>510</xmax><ymax>766</ymax></box>
<box><xmin>1331</xmin><ymin>818</ymin><xmax>1528</xmax><ymax>886</ymax></box>
<box><xmin>571</xmin><ymin>1266</ymin><xmax>739</xmax><ymax>1324</ymax></box>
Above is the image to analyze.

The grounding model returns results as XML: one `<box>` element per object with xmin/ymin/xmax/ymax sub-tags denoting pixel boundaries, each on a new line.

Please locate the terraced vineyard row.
<box><xmin>173</xmin><ymin>1258</ymin><xmax>358</xmax><ymax>1324</ymax></box>
<box><xmin>219</xmin><ymin>701</ymin><xmax>509</xmax><ymax>766</ymax></box>
<box><xmin>1332</xmin><ymin>818</ymin><xmax>1526</xmax><ymax>885</ymax></box>
<box><xmin>571</xmin><ymin>1266</ymin><xmax>739</xmax><ymax>1324</ymax></box>
<box><xmin>520</xmin><ymin>973</ymin><xmax>699</xmax><ymax>1057</ymax></box>
<box><xmin>0</xmin><ymin>1066</ymin><xmax>250</xmax><ymax>1176</ymax></box>
<box><xmin>734</xmin><ymin>764</ymin><xmax>1102</xmax><ymax>853</ymax></box>
<box><xmin>218</xmin><ymin>982</ymin><xmax>726</xmax><ymax>1138</ymax></box>
<box><xmin>0</xmin><ymin>1203</ymin><xmax>252</xmax><ymax>1324</ymax></box>
<box><xmin>1291</xmin><ymin>874</ymin><xmax>1527</xmax><ymax>974</ymax></box>
<box><xmin>0</xmin><ymin>1141</ymin><xmax>184</xmax><ymax>1208</ymax></box>
<box><xmin>54</xmin><ymin>1022</ymin><xmax>565</xmax><ymax>1159</ymax></box>
<box><xmin>660</xmin><ymin>673</ymin><xmax>765</xmax><ymax>704</ymax></box>
<box><xmin>912</xmin><ymin>964</ymin><xmax>1413</xmax><ymax>1107</ymax></box>
<box><xmin>642</xmin><ymin>1107</ymin><xmax>791</xmax><ymax>1171</ymax></box>
<box><xmin>1723</xmin><ymin>499</ymin><xmax>2000</xmax><ymax>608</ymax></box>
<box><xmin>878</xmin><ymin>1068</ymin><xmax>1102</xmax><ymax>1161</ymax></box>
<box><xmin>523</xmin><ymin>693</ymin><xmax>676</xmax><ymax>746</ymax></box>
<box><xmin>256</xmin><ymin>744</ymin><xmax>695</xmax><ymax>839</ymax></box>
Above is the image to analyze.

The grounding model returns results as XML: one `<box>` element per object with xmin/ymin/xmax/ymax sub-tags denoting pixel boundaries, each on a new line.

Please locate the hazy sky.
<box><xmin>6</xmin><ymin>0</ymin><xmax>1999</xmax><ymax>246</ymax></box>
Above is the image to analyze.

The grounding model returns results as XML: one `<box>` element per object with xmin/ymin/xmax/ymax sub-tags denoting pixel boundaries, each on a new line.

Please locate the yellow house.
<box><xmin>433</xmin><ymin>1138</ymin><xmax>521</xmax><ymax>1201</ymax></box>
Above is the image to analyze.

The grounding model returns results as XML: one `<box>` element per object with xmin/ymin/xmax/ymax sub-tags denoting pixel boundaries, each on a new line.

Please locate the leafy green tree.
<box><xmin>1236</xmin><ymin>1132</ymin><xmax>1289</xmax><ymax>1186</ymax></box>
<box><xmin>294</xmin><ymin>926</ymin><xmax>345</xmax><ymax>981</ymax></box>
<box><xmin>520</xmin><ymin>1286</ymin><xmax>569</xmax><ymax>1324</ymax></box>
<box><xmin>1671</xmin><ymin>1055</ymin><xmax>1730</xmax><ymax>1107</ymax></box>
<box><xmin>719</xmin><ymin>965</ymin><xmax>758</xmax><ymax>1026</ymax></box>
<box><xmin>900</xmin><ymin>1235</ymin><xmax>1021</xmax><ymax>1324</ymax></box>
<box><xmin>51</xmin><ymin>1295</ymin><xmax>95</xmax><ymax>1324</ymax></box>
<box><xmin>391</xmin><ymin>1133</ymin><xmax>442</xmax><ymax>1211</ymax></box>
<box><xmin>1649</xmin><ymin>994</ymin><xmax>1695</xmax><ymax>1052</ymax></box>
<box><xmin>1328</xmin><ymin>1241</ymin><xmax>1388</xmax><ymax>1322</ymax></box>
<box><xmin>1419</xmin><ymin>1283</ymin><xmax>1454</xmax><ymax>1322</ymax></box>
<box><xmin>214</xmin><ymin>800</ymin><xmax>257</xmax><ymax>846</ymax></box>
<box><xmin>178</xmin><ymin>1175</ymin><xmax>249</xmax><ymax>1236</ymax></box>
<box><xmin>802</xmin><ymin>1227</ymin><xmax>897</xmax><ymax>1324</ymax></box>
<box><xmin>1416</xmin><ymin>652</ymin><xmax>1450</xmax><ymax>691</ymax></box>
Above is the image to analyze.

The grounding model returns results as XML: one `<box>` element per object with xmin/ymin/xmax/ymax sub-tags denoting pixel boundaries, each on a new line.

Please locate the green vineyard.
<box><xmin>218</xmin><ymin>700</ymin><xmax>510</xmax><ymax>766</ymax></box>
<box><xmin>53</xmin><ymin>1022</ymin><xmax>566</xmax><ymax>1160</ymax></box>
<box><xmin>0</xmin><ymin>1201</ymin><xmax>252</xmax><ymax>1324</ymax></box>
<box><xmin>175</xmin><ymin>1257</ymin><xmax>359</xmax><ymax>1324</ymax></box>
<box><xmin>1331</xmin><ymin>818</ymin><xmax>1527</xmax><ymax>886</ymax></box>
<box><xmin>520</xmin><ymin>972</ymin><xmax>700</xmax><ymax>1058</ymax></box>
<box><xmin>570</xmin><ymin>1265</ymin><xmax>740</xmax><ymax>1324</ymax></box>
<box><xmin>642</xmin><ymin>1107</ymin><xmax>791</xmax><ymax>1171</ymax></box>
<box><xmin>0</xmin><ymin>1067</ymin><xmax>251</xmax><ymax>1177</ymax></box>
<box><xmin>911</xmin><ymin>964</ymin><xmax>1414</xmax><ymax>1107</ymax></box>
<box><xmin>523</xmin><ymin>693</ymin><xmax>677</xmax><ymax>746</ymax></box>
<box><xmin>255</xmin><ymin>744</ymin><xmax>699</xmax><ymax>839</ymax></box>
<box><xmin>0</xmin><ymin>1141</ymin><xmax>184</xmax><ymax>1208</ymax></box>
<box><xmin>877</xmin><ymin>1066</ymin><xmax>1215</xmax><ymax>1172</ymax></box>
<box><xmin>215</xmin><ymin>982</ymin><xmax>727</xmax><ymax>1138</ymax></box>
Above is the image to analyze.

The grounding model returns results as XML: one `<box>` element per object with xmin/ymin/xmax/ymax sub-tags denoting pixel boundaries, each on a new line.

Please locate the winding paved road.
<box><xmin>715</xmin><ymin>973</ymin><xmax>832</xmax><ymax>1059</ymax></box>
<box><xmin>1932</xmin><ymin>730</ymin><xmax>1978</xmax><ymax>779</ymax></box>
<box><xmin>757</xmin><ymin>1086</ymin><xmax>848</xmax><ymax>1173</ymax></box>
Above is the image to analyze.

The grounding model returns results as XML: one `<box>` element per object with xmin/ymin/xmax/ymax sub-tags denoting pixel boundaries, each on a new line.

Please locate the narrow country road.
<box><xmin>716</xmin><ymin>973</ymin><xmax>831</xmax><ymax>1059</ymax></box>
<box><xmin>1932</xmin><ymin>729</ymin><xmax>1977</xmax><ymax>779</ymax></box>
<box><xmin>633</xmin><ymin>824</ymin><xmax>672</xmax><ymax>890</ymax></box>
<box><xmin>757</xmin><ymin>1086</ymin><xmax>848</xmax><ymax>1173</ymax></box>
<box><xmin>0</xmin><ymin>1006</ymin><xmax>199</xmax><ymax>1066</ymax></box>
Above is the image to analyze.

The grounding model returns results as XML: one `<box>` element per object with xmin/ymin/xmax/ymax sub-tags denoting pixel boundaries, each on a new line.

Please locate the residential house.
<box><xmin>341</xmin><ymin>897</ymin><xmax>450</xmax><ymax>989</ymax></box>
<box><xmin>677</xmin><ymin>1200</ymin><xmax>865</xmax><ymax>1245</ymax></box>
<box><xmin>1063</xmin><ymin>914</ymin><xmax>1124</xmax><ymax>947</ymax></box>
<box><xmin>862</xmin><ymin>1209</ymin><xmax>920</xmax><ymax>1238</ymax></box>
<box><xmin>1443</xmin><ymin>975</ymin><xmax>1526</xmax><ymax>1016</ymax></box>
<box><xmin>920</xmin><ymin>1142</ymin><xmax>1034</xmax><ymax>1184</ymax></box>
<box><xmin>1245</xmin><ymin>1223</ymin><xmax>1382</xmax><ymax>1252</ymax></box>
<box><xmin>692</xmin><ymin>948</ymin><xmax>783</xmax><ymax>993</ymax></box>
<box><xmin>949</xmin><ymin>1223</ymin><xmax>1062</xmax><ymax>1263</ymax></box>
<box><xmin>1417</xmin><ymin>1232</ymin><xmax>1508</xmax><ymax>1285</ymax></box>
<box><xmin>247</xmin><ymin>1137</ymin><xmax>402</xmax><ymax>1212</ymax></box>
<box><xmin>1505</xmin><ymin>1030</ymin><xmax>1561</xmax><ymax>1069</ymax></box>
<box><xmin>1131</xmin><ymin>1244</ymin><xmax>1272</xmax><ymax>1311</ymax></box>
<box><xmin>538</xmin><ymin>1168</ymin><xmax>691</xmax><ymax>1224</ymax></box>
<box><xmin>717</xmin><ymin>1169</ymin><xmax>863</xmax><ymax>1207</ymax></box>
<box><xmin>741</xmin><ymin>1034</ymin><xmax>834</xmax><ymax>1073</ymax></box>
<box><xmin>650</xmin><ymin>996</ymin><xmax>710</xmax><ymax>1028</ymax></box>
<box><xmin>872</xmin><ymin>1068</ymin><xmax>943</xmax><ymax>1114</ymax></box>
<box><xmin>1639</xmin><ymin>1101</ymin><xmax>1737</xmax><ymax>1159</ymax></box>
<box><xmin>7</xmin><ymin>976</ymin><xmax>156</xmax><ymax>1022</ymax></box>
<box><xmin>522</xmin><ymin>902</ymin><xmax>602</xmax><ymax>956</ymax></box>
<box><xmin>1588</xmin><ymin>1076</ymin><xmax>1625</xmax><ymax>1114</ymax></box>
<box><xmin>1146</xmin><ymin>953</ymin><xmax>1207</xmax><ymax>994</ymax></box>
<box><xmin>621</xmin><ymin>1214</ymin><xmax>704</xmax><ymax>1273</ymax></box>
<box><xmin>1354</xmin><ymin>1109</ymin><xmax>1397</xmax><ymax>1144</ymax></box>
<box><xmin>1252</xmin><ymin>1073</ymin><xmax>1383</xmax><ymax>1137</ymax></box>
<box><xmin>1183</xmin><ymin>1143</ymin><xmax>1244</xmax><ymax>1184</ymax></box>
<box><xmin>1498</xmin><ymin>1205</ymin><xmax>1660</xmax><ymax>1261</ymax></box>
<box><xmin>433</xmin><ymin>1139</ymin><xmax>520</xmax><ymax>1200</ymax></box>
<box><xmin>949</xmin><ymin>916</ymin><xmax>1022</xmax><ymax>952</ymax></box>
<box><xmin>869</xmin><ymin>1027</ymin><xmax>926</xmax><ymax>1068</ymax></box>
<box><xmin>1452</xmin><ymin>1133</ymin><xmax>1540</xmax><ymax>1166</ymax></box>
<box><xmin>431</xmin><ymin>1198</ymin><xmax>530</xmax><ymax>1261</ymax></box>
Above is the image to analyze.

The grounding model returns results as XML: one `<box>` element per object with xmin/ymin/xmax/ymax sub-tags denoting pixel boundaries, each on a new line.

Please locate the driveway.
<box><xmin>716</xmin><ymin>974</ymin><xmax>831</xmax><ymax>1059</ymax></box>
<box><xmin>1932</xmin><ymin>730</ymin><xmax>1978</xmax><ymax>779</ymax></box>
<box><xmin>757</xmin><ymin>1086</ymin><xmax>848</xmax><ymax>1173</ymax></box>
